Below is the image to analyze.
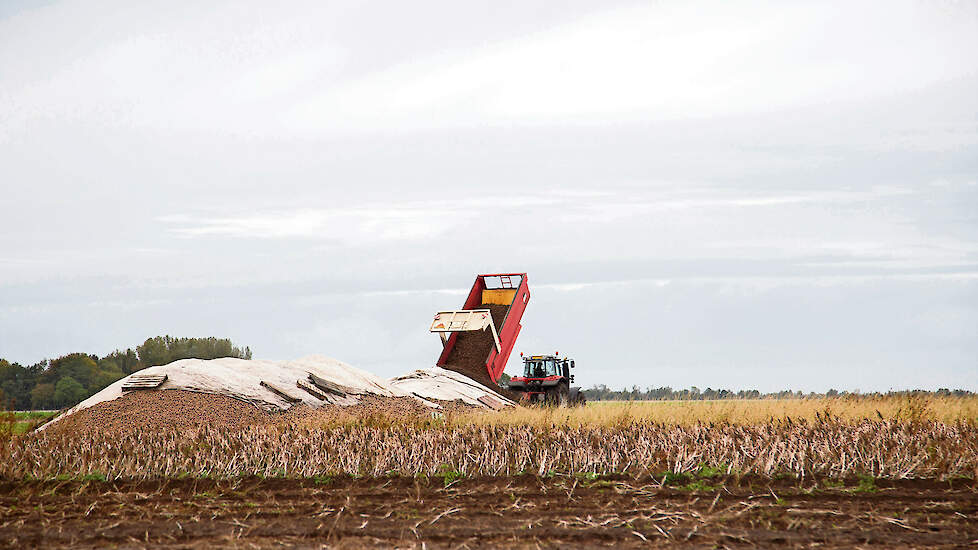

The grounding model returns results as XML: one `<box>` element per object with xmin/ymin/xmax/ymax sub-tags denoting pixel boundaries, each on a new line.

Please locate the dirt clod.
<box><xmin>2</xmin><ymin>477</ymin><xmax>974</xmax><ymax>549</ymax></box>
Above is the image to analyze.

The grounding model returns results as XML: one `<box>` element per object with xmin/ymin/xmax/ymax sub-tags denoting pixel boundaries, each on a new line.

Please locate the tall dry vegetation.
<box><xmin>458</xmin><ymin>395</ymin><xmax>978</xmax><ymax>427</ymax></box>
<box><xmin>1</xmin><ymin>422</ymin><xmax>975</xmax><ymax>481</ymax></box>
<box><xmin>1</xmin><ymin>396</ymin><xmax>974</xmax><ymax>481</ymax></box>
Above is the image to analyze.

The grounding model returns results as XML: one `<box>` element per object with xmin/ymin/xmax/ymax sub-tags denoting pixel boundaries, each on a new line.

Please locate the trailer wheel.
<box><xmin>543</xmin><ymin>388</ymin><xmax>558</xmax><ymax>406</ymax></box>
<box><xmin>568</xmin><ymin>387</ymin><xmax>586</xmax><ymax>407</ymax></box>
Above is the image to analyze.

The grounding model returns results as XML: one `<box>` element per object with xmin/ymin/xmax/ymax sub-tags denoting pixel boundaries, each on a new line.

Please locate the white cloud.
<box><xmin>0</xmin><ymin>0</ymin><xmax>347</xmax><ymax>136</ymax></box>
<box><xmin>0</xmin><ymin>0</ymin><xmax>975</xmax><ymax>386</ymax></box>
<box><xmin>3</xmin><ymin>1</ymin><xmax>974</xmax><ymax>137</ymax></box>
<box><xmin>155</xmin><ymin>184</ymin><xmax>974</xmax><ymax>269</ymax></box>
<box><xmin>157</xmin><ymin>192</ymin><xmax>580</xmax><ymax>243</ymax></box>
<box><xmin>287</xmin><ymin>2</ymin><xmax>978</xmax><ymax>131</ymax></box>
<box><xmin>161</xmin><ymin>207</ymin><xmax>457</xmax><ymax>244</ymax></box>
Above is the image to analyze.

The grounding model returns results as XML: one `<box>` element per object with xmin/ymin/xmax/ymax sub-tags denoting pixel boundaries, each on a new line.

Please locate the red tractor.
<box><xmin>507</xmin><ymin>354</ymin><xmax>586</xmax><ymax>406</ymax></box>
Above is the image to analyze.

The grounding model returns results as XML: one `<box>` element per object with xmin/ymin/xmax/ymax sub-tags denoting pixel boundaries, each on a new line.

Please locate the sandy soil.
<box><xmin>0</xmin><ymin>476</ymin><xmax>974</xmax><ymax>549</ymax></box>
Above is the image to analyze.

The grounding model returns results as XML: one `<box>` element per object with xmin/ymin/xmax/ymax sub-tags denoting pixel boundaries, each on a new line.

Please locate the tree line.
<box><xmin>582</xmin><ymin>384</ymin><xmax>975</xmax><ymax>401</ymax></box>
<box><xmin>0</xmin><ymin>336</ymin><xmax>251</xmax><ymax>410</ymax></box>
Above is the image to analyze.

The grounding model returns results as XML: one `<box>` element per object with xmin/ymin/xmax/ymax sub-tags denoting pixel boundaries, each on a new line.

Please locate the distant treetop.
<box><xmin>582</xmin><ymin>384</ymin><xmax>975</xmax><ymax>401</ymax></box>
<box><xmin>0</xmin><ymin>336</ymin><xmax>252</xmax><ymax>410</ymax></box>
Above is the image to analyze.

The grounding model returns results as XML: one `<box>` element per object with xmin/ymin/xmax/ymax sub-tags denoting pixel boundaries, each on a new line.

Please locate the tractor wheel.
<box><xmin>558</xmin><ymin>384</ymin><xmax>570</xmax><ymax>407</ymax></box>
<box><xmin>543</xmin><ymin>388</ymin><xmax>559</xmax><ymax>407</ymax></box>
<box><xmin>569</xmin><ymin>388</ymin><xmax>586</xmax><ymax>407</ymax></box>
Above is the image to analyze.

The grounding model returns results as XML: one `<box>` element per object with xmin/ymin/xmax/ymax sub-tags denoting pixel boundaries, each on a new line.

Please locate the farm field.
<box><xmin>463</xmin><ymin>395</ymin><xmax>978</xmax><ymax>425</ymax></box>
<box><xmin>0</xmin><ymin>476</ymin><xmax>975</xmax><ymax>549</ymax></box>
<box><xmin>1</xmin><ymin>396</ymin><xmax>976</xmax><ymax>548</ymax></box>
<box><xmin>0</xmin><ymin>411</ymin><xmax>56</xmax><ymax>436</ymax></box>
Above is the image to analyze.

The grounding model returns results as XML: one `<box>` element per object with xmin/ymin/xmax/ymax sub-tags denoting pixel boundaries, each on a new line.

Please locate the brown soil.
<box><xmin>0</xmin><ymin>476</ymin><xmax>974</xmax><ymax>549</ymax></box>
<box><xmin>46</xmin><ymin>390</ymin><xmax>274</xmax><ymax>434</ymax></box>
<box><xmin>442</xmin><ymin>303</ymin><xmax>521</xmax><ymax>400</ymax></box>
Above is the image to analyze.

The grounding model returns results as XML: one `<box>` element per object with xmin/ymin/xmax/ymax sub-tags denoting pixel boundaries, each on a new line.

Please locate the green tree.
<box><xmin>42</xmin><ymin>354</ymin><xmax>98</xmax><ymax>390</ymax></box>
<box><xmin>0</xmin><ymin>359</ymin><xmax>36</xmax><ymax>409</ymax></box>
<box><xmin>91</xmin><ymin>363</ymin><xmax>124</xmax><ymax>391</ymax></box>
<box><xmin>31</xmin><ymin>383</ymin><xmax>55</xmax><ymax>409</ymax></box>
<box><xmin>2</xmin><ymin>335</ymin><xmax>252</xmax><ymax>409</ymax></box>
<box><xmin>137</xmin><ymin>336</ymin><xmax>251</xmax><ymax>367</ymax></box>
<box><xmin>100</xmin><ymin>349</ymin><xmax>140</xmax><ymax>374</ymax></box>
<box><xmin>53</xmin><ymin>376</ymin><xmax>88</xmax><ymax>408</ymax></box>
<box><xmin>136</xmin><ymin>337</ymin><xmax>171</xmax><ymax>368</ymax></box>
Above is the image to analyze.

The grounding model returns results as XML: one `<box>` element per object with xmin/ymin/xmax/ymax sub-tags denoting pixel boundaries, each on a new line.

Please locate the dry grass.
<box><xmin>0</xmin><ymin>411</ymin><xmax>56</xmax><ymax>436</ymax></box>
<box><xmin>452</xmin><ymin>395</ymin><xmax>978</xmax><ymax>427</ymax></box>
<box><xmin>1</xmin><ymin>395</ymin><xmax>974</xmax><ymax>482</ymax></box>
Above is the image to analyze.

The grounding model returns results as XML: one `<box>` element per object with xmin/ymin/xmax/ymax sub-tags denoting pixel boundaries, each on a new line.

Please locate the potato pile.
<box><xmin>47</xmin><ymin>390</ymin><xmax>273</xmax><ymax>434</ymax></box>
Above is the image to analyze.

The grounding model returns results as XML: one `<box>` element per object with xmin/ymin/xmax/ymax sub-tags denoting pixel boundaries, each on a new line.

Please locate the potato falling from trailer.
<box><xmin>429</xmin><ymin>273</ymin><xmax>585</xmax><ymax>406</ymax></box>
<box><xmin>430</xmin><ymin>273</ymin><xmax>528</xmax><ymax>392</ymax></box>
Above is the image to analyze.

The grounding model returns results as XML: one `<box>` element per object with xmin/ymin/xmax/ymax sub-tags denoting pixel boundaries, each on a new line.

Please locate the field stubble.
<box><xmin>1</xmin><ymin>396</ymin><xmax>976</xmax><ymax>549</ymax></box>
<box><xmin>466</xmin><ymin>395</ymin><xmax>978</xmax><ymax>426</ymax></box>
<box><xmin>0</xmin><ymin>476</ymin><xmax>975</xmax><ymax>549</ymax></box>
<box><xmin>1</xmin><ymin>396</ymin><xmax>976</xmax><ymax>481</ymax></box>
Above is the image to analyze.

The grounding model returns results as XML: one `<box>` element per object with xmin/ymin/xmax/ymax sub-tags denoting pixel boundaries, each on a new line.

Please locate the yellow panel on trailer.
<box><xmin>481</xmin><ymin>289</ymin><xmax>517</xmax><ymax>305</ymax></box>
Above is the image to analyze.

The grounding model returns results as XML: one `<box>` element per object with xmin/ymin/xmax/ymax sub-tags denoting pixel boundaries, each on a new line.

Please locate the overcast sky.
<box><xmin>1</xmin><ymin>0</ymin><xmax>976</xmax><ymax>392</ymax></box>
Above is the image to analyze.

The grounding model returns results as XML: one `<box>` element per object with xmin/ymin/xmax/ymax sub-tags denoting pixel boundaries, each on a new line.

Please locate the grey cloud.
<box><xmin>0</xmin><ymin>0</ymin><xmax>975</xmax><ymax>391</ymax></box>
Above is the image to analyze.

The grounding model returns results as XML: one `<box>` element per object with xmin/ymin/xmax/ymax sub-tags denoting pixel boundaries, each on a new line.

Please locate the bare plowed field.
<box><xmin>0</xmin><ymin>477</ymin><xmax>974</xmax><ymax>549</ymax></box>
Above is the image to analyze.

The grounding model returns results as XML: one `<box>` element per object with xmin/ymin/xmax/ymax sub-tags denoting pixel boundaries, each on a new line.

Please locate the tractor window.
<box><xmin>545</xmin><ymin>360</ymin><xmax>560</xmax><ymax>376</ymax></box>
<box><xmin>524</xmin><ymin>361</ymin><xmax>545</xmax><ymax>378</ymax></box>
<box><xmin>523</xmin><ymin>359</ymin><xmax>560</xmax><ymax>378</ymax></box>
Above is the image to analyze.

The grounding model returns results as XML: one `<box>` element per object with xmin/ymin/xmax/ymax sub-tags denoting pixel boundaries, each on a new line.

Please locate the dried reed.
<box><xmin>2</xmin><ymin>416</ymin><xmax>974</xmax><ymax>481</ymax></box>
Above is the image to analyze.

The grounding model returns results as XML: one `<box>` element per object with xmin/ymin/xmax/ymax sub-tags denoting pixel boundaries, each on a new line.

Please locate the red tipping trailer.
<box><xmin>430</xmin><ymin>273</ymin><xmax>530</xmax><ymax>385</ymax></box>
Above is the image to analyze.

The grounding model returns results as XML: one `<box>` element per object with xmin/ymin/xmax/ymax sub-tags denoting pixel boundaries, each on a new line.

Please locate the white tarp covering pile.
<box><xmin>43</xmin><ymin>355</ymin><xmax>513</xmax><ymax>429</ymax></box>
<box><xmin>390</xmin><ymin>366</ymin><xmax>515</xmax><ymax>409</ymax></box>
